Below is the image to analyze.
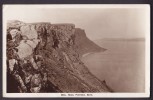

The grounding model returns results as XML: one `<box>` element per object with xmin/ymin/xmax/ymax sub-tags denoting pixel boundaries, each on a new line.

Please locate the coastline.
<box><xmin>82</xmin><ymin>48</ymin><xmax>107</xmax><ymax>58</ymax></box>
<box><xmin>82</xmin><ymin>52</ymin><xmax>95</xmax><ymax>58</ymax></box>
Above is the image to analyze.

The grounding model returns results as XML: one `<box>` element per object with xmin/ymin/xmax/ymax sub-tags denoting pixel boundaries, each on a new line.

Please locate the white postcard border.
<box><xmin>2</xmin><ymin>4</ymin><xmax>150</xmax><ymax>98</ymax></box>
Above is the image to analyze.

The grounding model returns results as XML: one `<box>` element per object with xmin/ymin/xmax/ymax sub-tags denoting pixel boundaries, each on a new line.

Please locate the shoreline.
<box><xmin>82</xmin><ymin>52</ymin><xmax>94</xmax><ymax>58</ymax></box>
<box><xmin>82</xmin><ymin>48</ymin><xmax>107</xmax><ymax>58</ymax></box>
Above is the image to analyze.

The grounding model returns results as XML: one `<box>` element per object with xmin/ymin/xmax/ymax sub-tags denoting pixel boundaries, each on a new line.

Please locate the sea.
<box><xmin>81</xmin><ymin>39</ymin><xmax>145</xmax><ymax>92</ymax></box>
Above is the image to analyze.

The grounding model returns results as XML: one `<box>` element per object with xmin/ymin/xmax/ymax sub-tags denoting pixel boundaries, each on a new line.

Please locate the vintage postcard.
<box><xmin>2</xmin><ymin>4</ymin><xmax>150</xmax><ymax>98</ymax></box>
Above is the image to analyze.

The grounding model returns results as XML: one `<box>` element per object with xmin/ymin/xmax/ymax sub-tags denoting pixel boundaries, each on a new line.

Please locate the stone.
<box><xmin>8</xmin><ymin>59</ymin><xmax>16</xmax><ymax>72</ymax></box>
<box><xmin>30</xmin><ymin>73</ymin><xmax>42</xmax><ymax>93</ymax></box>
<box><xmin>20</xmin><ymin>25</ymin><xmax>38</xmax><ymax>39</ymax></box>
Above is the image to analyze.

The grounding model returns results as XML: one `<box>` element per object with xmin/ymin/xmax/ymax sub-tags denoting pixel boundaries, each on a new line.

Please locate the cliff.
<box><xmin>74</xmin><ymin>28</ymin><xmax>106</xmax><ymax>56</ymax></box>
<box><xmin>6</xmin><ymin>20</ymin><xmax>112</xmax><ymax>93</ymax></box>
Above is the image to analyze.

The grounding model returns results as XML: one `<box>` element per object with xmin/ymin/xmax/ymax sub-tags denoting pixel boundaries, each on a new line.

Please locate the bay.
<box><xmin>81</xmin><ymin>39</ymin><xmax>145</xmax><ymax>92</ymax></box>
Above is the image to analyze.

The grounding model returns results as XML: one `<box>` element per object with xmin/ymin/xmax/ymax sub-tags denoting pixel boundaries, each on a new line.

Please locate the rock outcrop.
<box><xmin>74</xmin><ymin>28</ymin><xmax>106</xmax><ymax>56</ymax></box>
<box><xmin>6</xmin><ymin>20</ymin><xmax>112</xmax><ymax>93</ymax></box>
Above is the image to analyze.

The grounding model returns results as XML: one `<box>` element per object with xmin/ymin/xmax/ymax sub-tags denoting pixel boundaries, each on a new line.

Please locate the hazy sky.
<box><xmin>3</xmin><ymin>5</ymin><xmax>149</xmax><ymax>40</ymax></box>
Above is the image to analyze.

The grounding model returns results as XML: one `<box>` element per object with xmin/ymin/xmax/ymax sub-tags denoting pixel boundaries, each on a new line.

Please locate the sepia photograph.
<box><xmin>2</xmin><ymin>4</ymin><xmax>150</xmax><ymax>98</ymax></box>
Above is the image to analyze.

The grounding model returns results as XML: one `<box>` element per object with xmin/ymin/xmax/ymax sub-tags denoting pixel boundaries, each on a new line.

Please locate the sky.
<box><xmin>3</xmin><ymin>5</ymin><xmax>149</xmax><ymax>40</ymax></box>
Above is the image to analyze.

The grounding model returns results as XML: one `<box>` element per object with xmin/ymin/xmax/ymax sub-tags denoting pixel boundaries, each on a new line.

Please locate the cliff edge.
<box><xmin>6</xmin><ymin>20</ymin><xmax>112</xmax><ymax>93</ymax></box>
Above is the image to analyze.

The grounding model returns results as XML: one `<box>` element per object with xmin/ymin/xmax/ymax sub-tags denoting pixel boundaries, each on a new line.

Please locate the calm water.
<box><xmin>81</xmin><ymin>40</ymin><xmax>145</xmax><ymax>92</ymax></box>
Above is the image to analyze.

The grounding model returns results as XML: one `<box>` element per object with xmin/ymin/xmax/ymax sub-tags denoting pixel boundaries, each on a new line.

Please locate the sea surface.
<box><xmin>81</xmin><ymin>39</ymin><xmax>145</xmax><ymax>92</ymax></box>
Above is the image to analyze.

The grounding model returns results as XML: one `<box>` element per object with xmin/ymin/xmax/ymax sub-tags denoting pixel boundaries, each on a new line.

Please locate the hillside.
<box><xmin>6</xmin><ymin>20</ymin><xmax>111</xmax><ymax>93</ymax></box>
<box><xmin>74</xmin><ymin>28</ymin><xmax>106</xmax><ymax>56</ymax></box>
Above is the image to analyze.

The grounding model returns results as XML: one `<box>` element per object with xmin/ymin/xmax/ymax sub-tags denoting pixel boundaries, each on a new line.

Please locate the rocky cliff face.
<box><xmin>6</xmin><ymin>20</ymin><xmax>112</xmax><ymax>93</ymax></box>
<box><xmin>74</xmin><ymin>28</ymin><xmax>106</xmax><ymax>56</ymax></box>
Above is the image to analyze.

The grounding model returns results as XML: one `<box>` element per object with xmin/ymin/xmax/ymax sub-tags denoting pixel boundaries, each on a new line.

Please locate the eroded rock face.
<box><xmin>6</xmin><ymin>21</ymin><xmax>112</xmax><ymax>93</ymax></box>
<box><xmin>20</xmin><ymin>25</ymin><xmax>38</xmax><ymax>39</ymax></box>
<box><xmin>74</xmin><ymin>28</ymin><xmax>106</xmax><ymax>56</ymax></box>
<box><xmin>16</xmin><ymin>39</ymin><xmax>40</xmax><ymax>59</ymax></box>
